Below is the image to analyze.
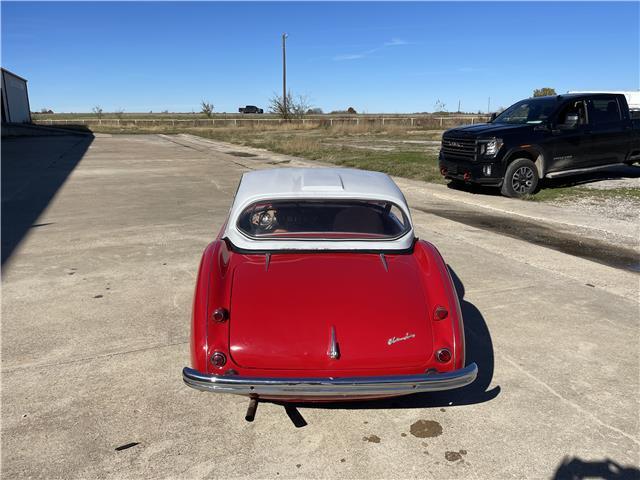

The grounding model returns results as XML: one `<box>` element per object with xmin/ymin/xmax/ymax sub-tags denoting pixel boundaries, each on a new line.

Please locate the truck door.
<box><xmin>548</xmin><ymin>99</ymin><xmax>591</xmax><ymax>171</ymax></box>
<box><xmin>587</xmin><ymin>96</ymin><xmax>628</xmax><ymax>166</ymax></box>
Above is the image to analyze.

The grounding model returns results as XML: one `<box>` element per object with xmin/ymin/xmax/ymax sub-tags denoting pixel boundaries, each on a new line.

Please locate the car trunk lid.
<box><xmin>228</xmin><ymin>253</ymin><xmax>432</xmax><ymax>371</ymax></box>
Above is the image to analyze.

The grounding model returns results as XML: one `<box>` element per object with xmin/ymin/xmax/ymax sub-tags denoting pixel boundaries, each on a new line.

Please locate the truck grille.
<box><xmin>441</xmin><ymin>137</ymin><xmax>477</xmax><ymax>160</ymax></box>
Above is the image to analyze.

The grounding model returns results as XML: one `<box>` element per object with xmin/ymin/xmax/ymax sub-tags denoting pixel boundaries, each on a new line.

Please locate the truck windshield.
<box><xmin>237</xmin><ymin>199</ymin><xmax>410</xmax><ymax>240</ymax></box>
<box><xmin>493</xmin><ymin>98</ymin><xmax>558</xmax><ymax>125</ymax></box>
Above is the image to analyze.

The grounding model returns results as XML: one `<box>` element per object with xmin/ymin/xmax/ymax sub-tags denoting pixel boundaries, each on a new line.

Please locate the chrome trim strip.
<box><xmin>545</xmin><ymin>163</ymin><xmax>626</xmax><ymax>179</ymax></box>
<box><xmin>182</xmin><ymin>363</ymin><xmax>478</xmax><ymax>397</ymax></box>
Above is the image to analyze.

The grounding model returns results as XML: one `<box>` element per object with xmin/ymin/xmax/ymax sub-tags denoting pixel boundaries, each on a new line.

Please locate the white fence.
<box><xmin>35</xmin><ymin>115</ymin><xmax>490</xmax><ymax>129</ymax></box>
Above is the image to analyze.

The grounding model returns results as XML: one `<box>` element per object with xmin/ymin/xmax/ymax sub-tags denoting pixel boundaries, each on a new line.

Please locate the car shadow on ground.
<box><xmin>553</xmin><ymin>456</ymin><xmax>640</xmax><ymax>480</ymax></box>
<box><xmin>446</xmin><ymin>164</ymin><xmax>640</xmax><ymax>196</ymax></box>
<box><xmin>266</xmin><ymin>266</ymin><xmax>500</xmax><ymax>428</ymax></box>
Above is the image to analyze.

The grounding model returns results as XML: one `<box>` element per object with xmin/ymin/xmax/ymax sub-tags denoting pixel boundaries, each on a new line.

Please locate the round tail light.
<box><xmin>440</xmin><ymin>166</ymin><xmax>448</xmax><ymax>176</ymax></box>
<box><xmin>435</xmin><ymin>348</ymin><xmax>452</xmax><ymax>363</ymax></box>
<box><xmin>210</xmin><ymin>352</ymin><xmax>227</xmax><ymax>367</ymax></box>
<box><xmin>434</xmin><ymin>306</ymin><xmax>448</xmax><ymax>321</ymax></box>
<box><xmin>212</xmin><ymin>308</ymin><xmax>228</xmax><ymax>322</ymax></box>
<box><xmin>463</xmin><ymin>172</ymin><xmax>472</xmax><ymax>182</ymax></box>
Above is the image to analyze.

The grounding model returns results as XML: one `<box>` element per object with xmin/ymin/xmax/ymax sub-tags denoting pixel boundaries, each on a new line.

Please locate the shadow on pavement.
<box><xmin>1</xmin><ymin>133</ymin><xmax>94</xmax><ymax>266</ymax></box>
<box><xmin>269</xmin><ymin>265</ymin><xmax>499</xmax><ymax>427</ymax></box>
<box><xmin>553</xmin><ymin>456</ymin><xmax>640</xmax><ymax>480</ymax></box>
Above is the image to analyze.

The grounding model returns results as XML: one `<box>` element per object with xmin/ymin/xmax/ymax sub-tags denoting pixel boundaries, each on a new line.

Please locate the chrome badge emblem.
<box><xmin>387</xmin><ymin>333</ymin><xmax>416</xmax><ymax>346</ymax></box>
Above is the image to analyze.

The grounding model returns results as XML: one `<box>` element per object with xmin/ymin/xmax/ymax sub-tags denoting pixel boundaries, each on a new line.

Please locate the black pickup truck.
<box><xmin>238</xmin><ymin>105</ymin><xmax>264</xmax><ymax>114</ymax></box>
<box><xmin>439</xmin><ymin>93</ymin><xmax>640</xmax><ymax>197</ymax></box>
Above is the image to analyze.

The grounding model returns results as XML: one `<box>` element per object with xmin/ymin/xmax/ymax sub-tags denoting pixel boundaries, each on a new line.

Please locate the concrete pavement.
<box><xmin>2</xmin><ymin>133</ymin><xmax>638</xmax><ymax>479</ymax></box>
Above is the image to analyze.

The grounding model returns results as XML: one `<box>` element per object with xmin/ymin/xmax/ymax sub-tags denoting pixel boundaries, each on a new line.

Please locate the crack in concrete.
<box><xmin>501</xmin><ymin>353</ymin><xmax>640</xmax><ymax>447</ymax></box>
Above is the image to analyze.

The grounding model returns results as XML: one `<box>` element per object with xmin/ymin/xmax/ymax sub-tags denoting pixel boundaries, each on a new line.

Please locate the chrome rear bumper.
<box><xmin>182</xmin><ymin>363</ymin><xmax>477</xmax><ymax>398</ymax></box>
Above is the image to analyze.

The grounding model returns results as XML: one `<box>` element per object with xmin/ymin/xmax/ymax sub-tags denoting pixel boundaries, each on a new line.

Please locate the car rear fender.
<box><xmin>190</xmin><ymin>240</ymin><xmax>234</xmax><ymax>373</ymax></box>
<box><xmin>414</xmin><ymin>240</ymin><xmax>465</xmax><ymax>370</ymax></box>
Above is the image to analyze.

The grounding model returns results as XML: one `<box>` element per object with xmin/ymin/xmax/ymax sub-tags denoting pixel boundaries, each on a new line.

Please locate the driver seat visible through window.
<box><xmin>558</xmin><ymin>100</ymin><xmax>588</xmax><ymax>126</ymax></box>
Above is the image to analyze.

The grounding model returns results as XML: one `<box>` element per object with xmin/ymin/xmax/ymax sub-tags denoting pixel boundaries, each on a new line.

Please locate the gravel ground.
<box><xmin>542</xmin><ymin>165</ymin><xmax>640</xmax><ymax>221</ymax></box>
<box><xmin>578</xmin><ymin>166</ymin><xmax>640</xmax><ymax>190</ymax></box>
<box><xmin>548</xmin><ymin>191</ymin><xmax>640</xmax><ymax>222</ymax></box>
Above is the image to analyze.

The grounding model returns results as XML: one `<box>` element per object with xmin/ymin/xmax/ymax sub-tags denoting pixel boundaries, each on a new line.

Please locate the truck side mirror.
<box><xmin>490</xmin><ymin>112</ymin><xmax>497</xmax><ymax>122</ymax></box>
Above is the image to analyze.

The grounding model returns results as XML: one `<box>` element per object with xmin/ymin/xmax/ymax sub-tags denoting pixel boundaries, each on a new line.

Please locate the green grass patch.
<box><xmin>526</xmin><ymin>186</ymin><xmax>640</xmax><ymax>202</ymax></box>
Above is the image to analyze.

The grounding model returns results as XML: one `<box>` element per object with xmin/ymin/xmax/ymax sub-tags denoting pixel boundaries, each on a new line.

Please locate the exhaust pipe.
<box><xmin>245</xmin><ymin>396</ymin><xmax>259</xmax><ymax>422</ymax></box>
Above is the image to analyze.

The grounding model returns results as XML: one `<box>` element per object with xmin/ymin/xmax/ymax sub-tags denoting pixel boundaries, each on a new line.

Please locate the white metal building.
<box><xmin>1</xmin><ymin>68</ymin><xmax>32</xmax><ymax>124</ymax></box>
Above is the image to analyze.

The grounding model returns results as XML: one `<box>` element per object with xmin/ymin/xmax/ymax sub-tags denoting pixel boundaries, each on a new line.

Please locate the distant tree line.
<box><xmin>38</xmin><ymin>90</ymin><xmax>561</xmax><ymax>117</ymax></box>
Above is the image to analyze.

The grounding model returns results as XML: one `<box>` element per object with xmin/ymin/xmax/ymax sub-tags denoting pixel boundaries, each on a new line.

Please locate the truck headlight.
<box><xmin>479</xmin><ymin>138</ymin><xmax>503</xmax><ymax>157</ymax></box>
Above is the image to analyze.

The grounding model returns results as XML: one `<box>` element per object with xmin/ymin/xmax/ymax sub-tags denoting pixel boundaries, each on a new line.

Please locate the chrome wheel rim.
<box><xmin>512</xmin><ymin>166</ymin><xmax>535</xmax><ymax>194</ymax></box>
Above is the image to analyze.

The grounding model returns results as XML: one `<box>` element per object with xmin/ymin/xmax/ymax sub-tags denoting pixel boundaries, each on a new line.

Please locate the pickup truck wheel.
<box><xmin>501</xmin><ymin>158</ymin><xmax>539</xmax><ymax>198</ymax></box>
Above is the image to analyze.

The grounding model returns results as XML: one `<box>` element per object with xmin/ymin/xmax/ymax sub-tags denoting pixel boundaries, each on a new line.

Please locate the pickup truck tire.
<box><xmin>501</xmin><ymin>158</ymin><xmax>539</xmax><ymax>198</ymax></box>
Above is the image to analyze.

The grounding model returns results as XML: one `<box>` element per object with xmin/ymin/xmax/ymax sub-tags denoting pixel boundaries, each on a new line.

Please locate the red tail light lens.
<box><xmin>435</xmin><ymin>348</ymin><xmax>452</xmax><ymax>363</ymax></box>
<box><xmin>463</xmin><ymin>172</ymin><xmax>471</xmax><ymax>181</ymax></box>
<box><xmin>440</xmin><ymin>167</ymin><xmax>448</xmax><ymax>176</ymax></box>
<box><xmin>434</xmin><ymin>306</ymin><xmax>448</xmax><ymax>321</ymax></box>
<box><xmin>210</xmin><ymin>352</ymin><xmax>227</xmax><ymax>367</ymax></box>
<box><xmin>212</xmin><ymin>308</ymin><xmax>228</xmax><ymax>322</ymax></box>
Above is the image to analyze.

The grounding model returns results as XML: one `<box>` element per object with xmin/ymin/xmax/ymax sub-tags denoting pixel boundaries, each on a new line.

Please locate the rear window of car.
<box><xmin>237</xmin><ymin>199</ymin><xmax>410</xmax><ymax>240</ymax></box>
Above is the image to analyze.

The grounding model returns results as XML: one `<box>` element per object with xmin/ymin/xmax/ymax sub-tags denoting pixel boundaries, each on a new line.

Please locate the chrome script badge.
<box><xmin>387</xmin><ymin>333</ymin><xmax>416</xmax><ymax>346</ymax></box>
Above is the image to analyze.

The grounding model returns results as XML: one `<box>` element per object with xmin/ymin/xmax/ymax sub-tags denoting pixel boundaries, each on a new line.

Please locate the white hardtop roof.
<box><xmin>236</xmin><ymin>167</ymin><xmax>408</xmax><ymax>203</ymax></box>
<box><xmin>223</xmin><ymin>167</ymin><xmax>414</xmax><ymax>251</ymax></box>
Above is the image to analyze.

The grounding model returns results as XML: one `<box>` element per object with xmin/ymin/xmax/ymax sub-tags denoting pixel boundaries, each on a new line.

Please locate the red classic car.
<box><xmin>183</xmin><ymin>168</ymin><xmax>477</xmax><ymax>415</ymax></box>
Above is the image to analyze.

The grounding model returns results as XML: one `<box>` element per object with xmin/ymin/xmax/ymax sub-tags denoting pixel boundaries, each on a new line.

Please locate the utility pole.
<box><xmin>282</xmin><ymin>33</ymin><xmax>288</xmax><ymax>117</ymax></box>
<box><xmin>487</xmin><ymin>97</ymin><xmax>491</xmax><ymax>114</ymax></box>
<box><xmin>458</xmin><ymin>99</ymin><xmax>461</xmax><ymax>113</ymax></box>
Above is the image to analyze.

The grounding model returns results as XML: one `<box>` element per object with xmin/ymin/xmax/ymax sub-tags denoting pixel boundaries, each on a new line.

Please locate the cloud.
<box><xmin>333</xmin><ymin>38</ymin><xmax>411</xmax><ymax>61</ymax></box>
<box><xmin>457</xmin><ymin>67</ymin><xmax>485</xmax><ymax>73</ymax></box>
<box><xmin>384</xmin><ymin>38</ymin><xmax>409</xmax><ymax>46</ymax></box>
<box><xmin>333</xmin><ymin>54</ymin><xmax>366</xmax><ymax>61</ymax></box>
<box><xmin>412</xmin><ymin>67</ymin><xmax>486</xmax><ymax>76</ymax></box>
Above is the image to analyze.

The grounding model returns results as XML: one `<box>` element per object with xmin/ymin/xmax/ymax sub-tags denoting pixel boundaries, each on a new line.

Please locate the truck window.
<box><xmin>590</xmin><ymin>98</ymin><xmax>621</xmax><ymax>124</ymax></box>
<box><xmin>556</xmin><ymin>100</ymin><xmax>588</xmax><ymax>127</ymax></box>
<box><xmin>493</xmin><ymin>98</ymin><xmax>557</xmax><ymax>124</ymax></box>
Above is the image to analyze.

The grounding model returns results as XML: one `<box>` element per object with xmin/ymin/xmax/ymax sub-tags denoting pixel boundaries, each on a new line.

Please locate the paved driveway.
<box><xmin>2</xmin><ymin>134</ymin><xmax>638</xmax><ymax>479</ymax></box>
